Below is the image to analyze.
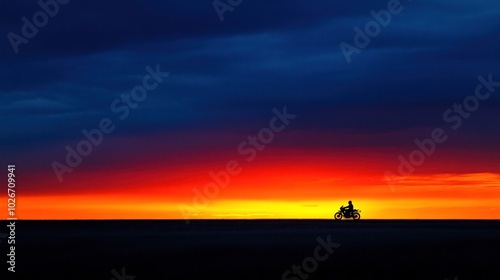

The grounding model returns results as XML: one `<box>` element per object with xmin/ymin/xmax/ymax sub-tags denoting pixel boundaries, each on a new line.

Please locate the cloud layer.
<box><xmin>2</xmin><ymin>0</ymin><xmax>500</xmax><ymax>178</ymax></box>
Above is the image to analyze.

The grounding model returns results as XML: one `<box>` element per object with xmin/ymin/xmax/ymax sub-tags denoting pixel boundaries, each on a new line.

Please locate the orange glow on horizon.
<box><xmin>5</xmin><ymin>145</ymin><xmax>500</xmax><ymax>220</ymax></box>
<box><xmin>4</xmin><ymin>172</ymin><xmax>500</xmax><ymax>220</ymax></box>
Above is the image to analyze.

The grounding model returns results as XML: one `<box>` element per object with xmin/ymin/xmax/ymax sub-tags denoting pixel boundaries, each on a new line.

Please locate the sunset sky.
<box><xmin>1</xmin><ymin>0</ymin><xmax>500</xmax><ymax>220</ymax></box>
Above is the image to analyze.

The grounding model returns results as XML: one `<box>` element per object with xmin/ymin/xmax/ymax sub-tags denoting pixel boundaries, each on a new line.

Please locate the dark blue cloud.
<box><xmin>1</xmin><ymin>0</ymin><xmax>500</xmax><ymax>169</ymax></box>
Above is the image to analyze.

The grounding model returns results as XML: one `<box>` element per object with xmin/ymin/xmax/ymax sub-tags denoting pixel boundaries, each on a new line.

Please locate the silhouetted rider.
<box><xmin>343</xmin><ymin>200</ymin><xmax>354</xmax><ymax>217</ymax></box>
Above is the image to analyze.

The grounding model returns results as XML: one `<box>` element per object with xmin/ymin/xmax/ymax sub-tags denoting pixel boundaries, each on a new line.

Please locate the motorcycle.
<box><xmin>334</xmin><ymin>205</ymin><xmax>361</xmax><ymax>220</ymax></box>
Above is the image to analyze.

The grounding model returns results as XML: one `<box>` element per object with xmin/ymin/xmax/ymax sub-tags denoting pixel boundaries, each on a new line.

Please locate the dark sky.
<box><xmin>1</xmin><ymin>0</ymin><xmax>500</xmax><ymax>175</ymax></box>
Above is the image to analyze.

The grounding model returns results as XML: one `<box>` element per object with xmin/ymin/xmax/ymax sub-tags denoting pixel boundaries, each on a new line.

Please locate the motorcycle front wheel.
<box><xmin>334</xmin><ymin>212</ymin><xmax>343</xmax><ymax>220</ymax></box>
<box><xmin>353</xmin><ymin>213</ymin><xmax>361</xmax><ymax>220</ymax></box>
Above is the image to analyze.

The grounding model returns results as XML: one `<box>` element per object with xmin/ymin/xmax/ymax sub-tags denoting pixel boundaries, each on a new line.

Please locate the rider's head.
<box><xmin>348</xmin><ymin>200</ymin><xmax>352</xmax><ymax>205</ymax></box>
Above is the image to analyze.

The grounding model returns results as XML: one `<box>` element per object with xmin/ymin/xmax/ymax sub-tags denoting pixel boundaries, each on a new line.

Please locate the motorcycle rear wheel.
<box><xmin>353</xmin><ymin>213</ymin><xmax>361</xmax><ymax>220</ymax></box>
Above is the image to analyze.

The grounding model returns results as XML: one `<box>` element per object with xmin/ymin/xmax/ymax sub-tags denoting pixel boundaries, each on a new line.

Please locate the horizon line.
<box><xmin>2</xmin><ymin>218</ymin><xmax>500</xmax><ymax>221</ymax></box>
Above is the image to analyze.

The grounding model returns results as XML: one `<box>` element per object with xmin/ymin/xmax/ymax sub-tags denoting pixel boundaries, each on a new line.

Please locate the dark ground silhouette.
<box><xmin>2</xmin><ymin>220</ymin><xmax>500</xmax><ymax>280</ymax></box>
